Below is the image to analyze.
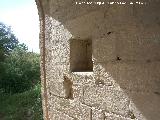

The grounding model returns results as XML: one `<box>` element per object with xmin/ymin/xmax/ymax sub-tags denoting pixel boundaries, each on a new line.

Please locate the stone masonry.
<box><xmin>35</xmin><ymin>0</ymin><xmax>160</xmax><ymax>120</ymax></box>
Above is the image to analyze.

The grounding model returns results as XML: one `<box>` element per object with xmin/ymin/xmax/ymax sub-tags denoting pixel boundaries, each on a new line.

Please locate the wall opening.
<box><xmin>70</xmin><ymin>38</ymin><xmax>93</xmax><ymax>72</ymax></box>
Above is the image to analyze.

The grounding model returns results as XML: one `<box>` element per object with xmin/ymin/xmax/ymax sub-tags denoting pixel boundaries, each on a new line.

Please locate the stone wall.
<box><xmin>35</xmin><ymin>0</ymin><xmax>160</xmax><ymax>120</ymax></box>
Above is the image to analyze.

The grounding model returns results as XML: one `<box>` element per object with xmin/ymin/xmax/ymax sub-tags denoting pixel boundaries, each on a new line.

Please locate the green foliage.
<box><xmin>0</xmin><ymin>84</ymin><xmax>43</xmax><ymax>120</ymax></box>
<box><xmin>0</xmin><ymin>22</ymin><xmax>19</xmax><ymax>92</ymax></box>
<box><xmin>0</xmin><ymin>22</ymin><xmax>43</xmax><ymax>119</ymax></box>
<box><xmin>0</xmin><ymin>22</ymin><xmax>18</xmax><ymax>61</ymax></box>
<box><xmin>0</xmin><ymin>44</ymin><xmax>40</xmax><ymax>93</ymax></box>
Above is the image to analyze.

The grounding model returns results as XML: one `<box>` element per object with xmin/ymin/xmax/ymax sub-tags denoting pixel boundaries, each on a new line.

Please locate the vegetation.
<box><xmin>0</xmin><ymin>43</ymin><xmax>40</xmax><ymax>94</ymax></box>
<box><xmin>0</xmin><ymin>85</ymin><xmax>43</xmax><ymax>120</ymax></box>
<box><xmin>0</xmin><ymin>22</ymin><xmax>18</xmax><ymax>61</ymax></box>
<box><xmin>0</xmin><ymin>22</ymin><xmax>18</xmax><ymax>83</ymax></box>
<box><xmin>0</xmin><ymin>22</ymin><xmax>43</xmax><ymax>120</ymax></box>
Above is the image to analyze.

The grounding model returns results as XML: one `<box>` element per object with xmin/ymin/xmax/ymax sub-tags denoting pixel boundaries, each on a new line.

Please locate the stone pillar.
<box><xmin>36</xmin><ymin>0</ymin><xmax>160</xmax><ymax>120</ymax></box>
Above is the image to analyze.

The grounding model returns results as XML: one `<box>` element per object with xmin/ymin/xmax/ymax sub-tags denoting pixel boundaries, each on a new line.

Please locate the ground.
<box><xmin>0</xmin><ymin>84</ymin><xmax>43</xmax><ymax>120</ymax></box>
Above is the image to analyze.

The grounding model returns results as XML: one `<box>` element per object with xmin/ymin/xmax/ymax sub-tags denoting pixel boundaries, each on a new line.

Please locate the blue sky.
<box><xmin>0</xmin><ymin>0</ymin><xmax>40</xmax><ymax>53</ymax></box>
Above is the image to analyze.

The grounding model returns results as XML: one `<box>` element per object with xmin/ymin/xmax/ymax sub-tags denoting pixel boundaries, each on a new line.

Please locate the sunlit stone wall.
<box><xmin>36</xmin><ymin>0</ymin><xmax>160</xmax><ymax>120</ymax></box>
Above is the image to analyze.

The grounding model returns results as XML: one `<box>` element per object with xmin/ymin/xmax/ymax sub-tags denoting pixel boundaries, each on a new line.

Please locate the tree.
<box><xmin>0</xmin><ymin>22</ymin><xmax>18</xmax><ymax>61</ymax></box>
<box><xmin>0</xmin><ymin>22</ymin><xmax>40</xmax><ymax>94</ymax></box>
<box><xmin>0</xmin><ymin>22</ymin><xmax>19</xmax><ymax>83</ymax></box>
<box><xmin>0</xmin><ymin>44</ymin><xmax>40</xmax><ymax>93</ymax></box>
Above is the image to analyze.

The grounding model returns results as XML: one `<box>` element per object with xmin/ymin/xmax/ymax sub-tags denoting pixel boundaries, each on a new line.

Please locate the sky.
<box><xmin>0</xmin><ymin>0</ymin><xmax>40</xmax><ymax>53</ymax></box>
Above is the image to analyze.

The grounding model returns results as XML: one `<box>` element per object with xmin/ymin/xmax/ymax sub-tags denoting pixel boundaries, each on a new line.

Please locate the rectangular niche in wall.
<box><xmin>70</xmin><ymin>38</ymin><xmax>93</xmax><ymax>72</ymax></box>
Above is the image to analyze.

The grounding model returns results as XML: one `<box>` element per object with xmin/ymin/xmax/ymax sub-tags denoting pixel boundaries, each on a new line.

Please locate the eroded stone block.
<box><xmin>49</xmin><ymin>109</ymin><xmax>75</xmax><ymax>120</ymax></box>
<box><xmin>117</xmin><ymin>34</ymin><xmax>160</xmax><ymax>61</ymax></box>
<box><xmin>92</xmin><ymin>108</ymin><xmax>105</xmax><ymax>120</ymax></box>
<box><xmin>117</xmin><ymin>62</ymin><xmax>160</xmax><ymax>92</ymax></box>
<box><xmin>83</xmin><ymin>85</ymin><xmax>130</xmax><ymax>117</ymax></box>
<box><xmin>128</xmin><ymin>91</ymin><xmax>160</xmax><ymax>120</ymax></box>
<box><xmin>49</xmin><ymin>95</ymin><xmax>91</xmax><ymax>120</ymax></box>
<box><xmin>93</xmin><ymin>62</ymin><xmax>120</xmax><ymax>89</ymax></box>
<box><xmin>105</xmin><ymin>112</ymin><xmax>134</xmax><ymax>120</ymax></box>
<box><xmin>46</xmin><ymin>64</ymin><xmax>69</xmax><ymax>97</ymax></box>
<box><xmin>93</xmin><ymin>35</ymin><xmax>117</xmax><ymax>62</ymax></box>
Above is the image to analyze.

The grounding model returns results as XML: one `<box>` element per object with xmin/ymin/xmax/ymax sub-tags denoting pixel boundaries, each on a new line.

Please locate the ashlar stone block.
<box><xmin>83</xmin><ymin>85</ymin><xmax>130</xmax><ymax>117</ymax></box>
<box><xmin>48</xmin><ymin>95</ymin><xmax>91</xmax><ymax>120</ymax></box>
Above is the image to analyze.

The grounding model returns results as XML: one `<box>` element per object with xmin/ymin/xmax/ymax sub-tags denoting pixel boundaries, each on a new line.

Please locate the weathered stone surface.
<box><xmin>64</xmin><ymin>10</ymin><xmax>108</xmax><ymax>39</ymax></box>
<box><xmin>129</xmin><ymin>100</ymin><xmax>146</xmax><ymax>120</ymax></box>
<box><xmin>117</xmin><ymin>62</ymin><xmax>160</xmax><ymax>92</ymax></box>
<box><xmin>45</xmin><ymin>17</ymin><xmax>72</xmax><ymax>65</ymax></box>
<box><xmin>68</xmin><ymin>72</ymin><xmax>94</xmax><ymax>85</ymax></box>
<box><xmin>93</xmin><ymin>35</ymin><xmax>117</xmax><ymax>62</ymax></box>
<box><xmin>117</xmin><ymin>35</ymin><xmax>160</xmax><ymax>61</ymax></box>
<box><xmin>128</xmin><ymin>91</ymin><xmax>160</xmax><ymax>120</ymax></box>
<box><xmin>92</xmin><ymin>108</ymin><xmax>105</xmax><ymax>120</ymax></box>
<box><xmin>83</xmin><ymin>85</ymin><xmax>130</xmax><ymax>117</ymax></box>
<box><xmin>49</xmin><ymin>109</ymin><xmax>75</xmax><ymax>120</ymax></box>
<box><xmin>93</xmin><ymin>62</ymin><xmax>120</xmax><ymax>89</ymax></box>
<box><xmin>36</xmin><ymin>0</ymin><xmax>160</xmax><ymax>120</ymax></box>
<box><xmin>68</xmin><ymin>72</ymin><xmax>94</xmax><ymax>101</ymax></box>
<box><xmin>105</xmin><ymin>112</ymin><xmax>135</xmax><ymax>120</ymax></box>
<box><xmin>48</xmin><ymin>95</ymin><xmax>91</xmax><ymax>120</ymax></box>
<box><xmin>46</xmin><ymin>64</ymin><xmax>69</xmax><ymax>97</ymax></box>
<box><xmin>46</xmin><ymin>0</ymin><xmax>104</xmax><ymax>23</ymax></box>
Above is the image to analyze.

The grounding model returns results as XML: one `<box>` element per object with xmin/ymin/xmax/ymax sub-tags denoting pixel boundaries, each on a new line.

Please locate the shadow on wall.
<box><xmin>91</xmin><ymin>61</ymin><xmax>160</xmax><ymax>120</ymax></box>
<box><xmin>37</xmin><ymin>0</ymin><xmax>160</xmax><ymax>119</ymax></box>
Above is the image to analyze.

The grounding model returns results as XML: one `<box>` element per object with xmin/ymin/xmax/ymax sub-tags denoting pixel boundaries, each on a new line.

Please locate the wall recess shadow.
<box><xmin>70</xmin><ymin>38</ymin><xmax>93</xmax><ymax>72</ymax></box>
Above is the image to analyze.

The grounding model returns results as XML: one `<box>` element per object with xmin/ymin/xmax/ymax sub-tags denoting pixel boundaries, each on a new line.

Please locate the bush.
<box><xmin>0</xmin><ymin>84</ymin><xmax>43</xmax><ymax>120</ymax></box>
<box><xmin>0</xmin><ymin>44</ymin><xmax>40</xmax><ymax>94</ymax></box>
